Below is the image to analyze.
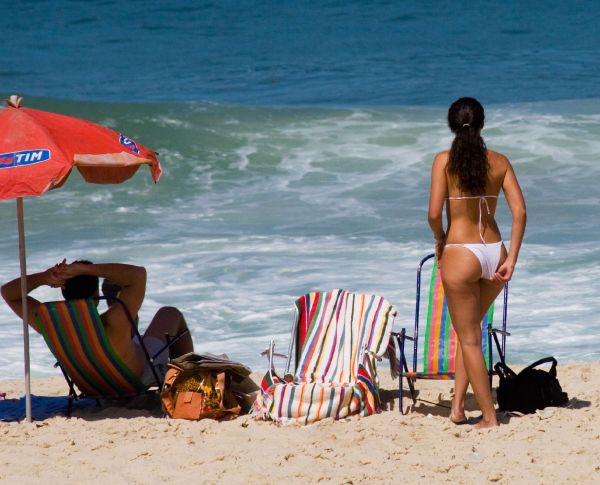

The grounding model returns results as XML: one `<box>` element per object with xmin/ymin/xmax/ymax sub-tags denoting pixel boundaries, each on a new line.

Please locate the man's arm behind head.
<box><xmin>0</xmin><ymin>266</ymin><xmax>63</xmax><ymax>332</ymax></box>
<box><xmin>55</xmin><ymin>262</ymin><xmax>147</xmax><ymax>321</ymax></box>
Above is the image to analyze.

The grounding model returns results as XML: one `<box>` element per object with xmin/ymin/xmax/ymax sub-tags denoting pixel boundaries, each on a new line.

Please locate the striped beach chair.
<box><xmin>392</xmin><ymin>254</ymin><xmax>509</xmax><ymax>414</ymax></box>
<box><xmin>253</xmin><ymin>289</ymin><xmax>396</xmax><ymax>425</ymax></box>
<box><xmin>34</xmin><ymin>298</ymin><xmax>173</xmax><ymax>413</ymax></box>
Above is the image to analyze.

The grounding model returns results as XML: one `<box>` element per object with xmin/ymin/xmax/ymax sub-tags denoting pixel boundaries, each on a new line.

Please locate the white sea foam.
<box><xmin>230</xmin><ymin>145</ymin><xmax>256</xmax><ymax>171</ymax></box>
<box><xmin>151</xmin><ymin>116</ymin><xmax>193</xmax><ymax>129</ymax></box>
<box><xmin>0</xmin><ymin>100</ymin><xmax>599</xmax><ymax>379</ymax></box>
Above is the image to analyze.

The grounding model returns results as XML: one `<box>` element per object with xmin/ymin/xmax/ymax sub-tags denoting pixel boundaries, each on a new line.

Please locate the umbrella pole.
<box><xmin>16</xmin><ymin>197</ymin><xmax>32</xmax><ymax>423</ymax></box>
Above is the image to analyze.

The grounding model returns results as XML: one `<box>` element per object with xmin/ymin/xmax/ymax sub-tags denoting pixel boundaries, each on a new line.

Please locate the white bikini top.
<box><xmin>446</xmin><ymin>195</ymin><xmax>498</xmax><ymax>243</ymax></box>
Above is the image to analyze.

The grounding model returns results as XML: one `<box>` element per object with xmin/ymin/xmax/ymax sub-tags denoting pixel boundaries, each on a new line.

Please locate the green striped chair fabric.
<box><xmin>34</xmin><ymin>299</ymin><xmax>147</xmax><ymax>399</ymax></box>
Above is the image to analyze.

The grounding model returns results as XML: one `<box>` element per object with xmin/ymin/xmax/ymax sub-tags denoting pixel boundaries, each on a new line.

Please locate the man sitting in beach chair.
<box><xmin>1</xmin><ymin>260</ymin><xmax>194</xmax><ymax>402</ymax></box>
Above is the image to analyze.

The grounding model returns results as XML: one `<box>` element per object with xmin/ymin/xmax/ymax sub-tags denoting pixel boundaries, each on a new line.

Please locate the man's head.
<box><xmin>61</xmin><ymin>260</ymin><xmax>99</xmax><ymax>300</ymax></box>
<box><xmin>101</xmin><ymin>278</ymin><xmax>121</xmax><ymax>305</ymax></box>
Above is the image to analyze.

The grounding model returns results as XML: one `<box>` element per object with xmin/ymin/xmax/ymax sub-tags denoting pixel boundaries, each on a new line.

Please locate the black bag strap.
<box><xmin>494</xmin><ymin>360</ymin><xmax>517</xmax><ymax>380</ymax></box>
<box><xmin>521</xmin><ymin>356</ymin><xmax>557</xmax><ymax>376</ymax></box>
<box><xmin>491</xmin><ymin>330</ymin><xmax>506</xmax><ymax>366</ymax></box>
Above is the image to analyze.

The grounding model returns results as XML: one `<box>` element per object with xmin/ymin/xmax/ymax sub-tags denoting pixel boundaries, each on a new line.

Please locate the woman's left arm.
<box><xmin>494</xmin><ymin>159</ymin><xmax>526</xmax><ymax>282</ymax></box>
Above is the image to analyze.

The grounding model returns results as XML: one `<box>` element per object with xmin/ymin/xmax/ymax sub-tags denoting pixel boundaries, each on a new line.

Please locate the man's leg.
<box><xmin>143</xmin><ymin>306</ymin><xmax>194</xmax><ymax>358</ymax></box>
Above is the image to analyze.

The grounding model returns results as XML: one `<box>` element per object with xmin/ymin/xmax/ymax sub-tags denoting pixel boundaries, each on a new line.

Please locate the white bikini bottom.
<box><xmin>444</xmin><ymin>241</ymin><xmax>504</xmax><ymax>280</ymax></box>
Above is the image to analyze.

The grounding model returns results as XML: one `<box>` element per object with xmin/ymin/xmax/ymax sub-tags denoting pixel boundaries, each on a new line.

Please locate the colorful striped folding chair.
<box><xmin>253</xmin><ymin>289</ymin><xmax>396</xmax><ymax>425</ymax></box>
<box><xmin>34</xmin><ymin>298</ymin><xmax>172</xmax><ymax>414</ymax></box>
<box><xmin>392</xmin><ymin>254</ymin><xmax>509</xmax><ymax>414</ymax></box>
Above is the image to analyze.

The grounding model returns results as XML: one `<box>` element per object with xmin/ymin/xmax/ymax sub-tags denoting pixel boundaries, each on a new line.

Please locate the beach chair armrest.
<box><xmin>364</xmin><ymin>349</ymin><xmax>383</xmax><ymax>362</ymax></box>
<box><xmin>260</xmin><ymin>339</ymin><xmax>288</xmax><ymax>372</ymax></box>
<box><xmin>391</xmin><ymin>329</ymin><xmax>414</xmax><ymax>342</ymax></box>
<box><xmin>259</xmin><ymin>348</ymin><xmax>288</xmax><ymax>360</ymax></box>
<box><xmin>489</xmin><ymin>327</ymin><xmax>511</xmax><ymax>337</ymax></box>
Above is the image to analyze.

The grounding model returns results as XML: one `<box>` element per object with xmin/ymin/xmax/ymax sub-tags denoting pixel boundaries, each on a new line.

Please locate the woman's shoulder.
<box><xmin>487</xmin><ymin>149</ymin><xmax>510</xmax><ymax>166</ymax></box>
<box><xmin>486</xmin><ymin>149</ymin><xmax>511</xmax><ymax>183</ymax></box>
<box><xmin>433</xmin><ymin>150</ymin><xmax>449</xmax><ymax>166</ymax></box>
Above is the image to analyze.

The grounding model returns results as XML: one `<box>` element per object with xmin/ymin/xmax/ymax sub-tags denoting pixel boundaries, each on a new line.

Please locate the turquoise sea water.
<box><xmin>1</xmin><ymin>2</ymin><xmax>600</xmax><ymax>378</ymax></box>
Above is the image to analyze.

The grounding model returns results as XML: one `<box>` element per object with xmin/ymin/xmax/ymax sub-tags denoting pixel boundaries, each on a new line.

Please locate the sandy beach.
<box><xmin>1</xmin><ymin>362</ymin><xmax>598</xmax><ymax>485</ymax></box>
<box><xmin>3</xmin><ymin>2</ymin><xmax>600</xmax><ymax>484</ymax></box>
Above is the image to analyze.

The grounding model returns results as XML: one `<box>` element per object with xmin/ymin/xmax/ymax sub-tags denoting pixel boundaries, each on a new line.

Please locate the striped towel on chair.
<box><xmin>254</xmin><ymin>290</ymin><xmax>396</xmax><ymax>425</ymax></box>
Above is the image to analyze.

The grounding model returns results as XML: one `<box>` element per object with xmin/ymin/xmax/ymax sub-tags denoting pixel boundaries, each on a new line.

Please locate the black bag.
<box><xmin>494</xmin><ymin>357</ymin><xmax>569</xmax><ymax>414</ymax></box>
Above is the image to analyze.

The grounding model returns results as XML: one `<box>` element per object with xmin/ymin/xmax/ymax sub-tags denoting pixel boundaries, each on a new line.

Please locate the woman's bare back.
<box><xmin>443</xmin><ymin>149</ymin><xmax>510</xmax><ymax>244</ymax></box>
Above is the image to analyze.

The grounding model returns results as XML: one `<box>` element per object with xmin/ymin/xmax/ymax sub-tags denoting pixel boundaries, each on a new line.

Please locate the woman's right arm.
<box><xmin>428</xmin><ymin>152</ymin><xmax>449</xmax><ymax>261</ymax></box>
<box><xmin>495</xmin><ymin>159</ymin><xmax>527</xmax><ymax>282</ymax></box>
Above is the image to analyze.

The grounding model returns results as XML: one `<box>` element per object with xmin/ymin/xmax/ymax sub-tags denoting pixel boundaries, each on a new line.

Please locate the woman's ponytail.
<box><xmin>447</xmin><ymin>98</ymin><xmax>488</xmax><ymax>195</ymax></box>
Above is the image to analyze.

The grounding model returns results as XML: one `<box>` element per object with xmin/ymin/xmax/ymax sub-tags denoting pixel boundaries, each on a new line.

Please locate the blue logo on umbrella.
<box><xmin>0</xmin><ymin>149</ymin><xmax>51</xmax><ymax>169</ymax></box>
<box><xmin>119</xmin><ymin>134</ymin><xmax>140</xmax><ymax>154</ymax></box>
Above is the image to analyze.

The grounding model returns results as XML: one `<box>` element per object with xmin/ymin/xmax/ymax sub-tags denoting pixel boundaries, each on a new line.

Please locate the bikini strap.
<box><xmin>478</xmin><ymin>197</ymin><xmax>491</xmax><ymax>244</ymax></box>
<box><xmin>446</xmin><ymin>195</ymin><xmax>497</xmax><ymax>243</ymax></box>
<box><xmin>446</xmin><ymin>195</ymin><xmax>498</xmax><ymax>200</ymax></box>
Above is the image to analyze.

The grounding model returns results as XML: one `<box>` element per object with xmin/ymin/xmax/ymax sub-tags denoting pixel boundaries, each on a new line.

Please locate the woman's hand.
<box><xmin>493</xmin><ymin>260</ymin><xmax>515</xmax><ymax>283</ymax></box>
<box><xmin>435</xmin><ymin>236</ymin><xmax>446</xmax><ymax>266</ymax></box>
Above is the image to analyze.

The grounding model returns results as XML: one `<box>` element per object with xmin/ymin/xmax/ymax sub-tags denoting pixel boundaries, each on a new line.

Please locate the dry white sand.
<box><xmin>1</xmin><ymin>362</ymin><xmax>598</xmax><ymax>484</ymax></box>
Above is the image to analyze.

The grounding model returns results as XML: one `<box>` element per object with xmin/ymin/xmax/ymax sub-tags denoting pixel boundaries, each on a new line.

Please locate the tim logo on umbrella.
<box><xmin>119</xmin><ymin>134</ymin><xmax>140</xmax><ymax>154</ymax></box>
<box><xmin>0</xmin><ymin>149</ymin><xmax>51</xmax><ymax>169</ymax></box>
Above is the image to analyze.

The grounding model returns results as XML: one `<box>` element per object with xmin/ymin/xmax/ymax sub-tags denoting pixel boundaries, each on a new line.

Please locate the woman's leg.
<box><xmin>478</xmin><ymin>245</ymin><xmax>507</xmax><ymax>320</ymax></box>
<box><xmin>143</xmin><ymin>306</ymin><xmax>194</xmax><ymax>358</ymax></box>
<box><xmin>451</xmin><ymin>340</ymin><xmax>469</xmax><ymax>422</ymax></box>
<box><xmin>448</xmin><ymin>254</ymin><xmax>506</xmax><ymax>423</ymax></box>
<box><xmin>442</xmin><ymin>247</ymin><xmax>498</xmax><ymax>428</ymax></box>
<box><xmin>442</xmin><ymin>248</ymin><xmax>470</xmax><ymax>422</ymax></box>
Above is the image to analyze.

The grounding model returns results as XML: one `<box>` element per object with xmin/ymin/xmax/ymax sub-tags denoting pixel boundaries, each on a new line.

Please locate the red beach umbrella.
<box><xmin>0</xmin><ymin>95</ymin><xmax>162</xmax><ymax>421</ymax></box>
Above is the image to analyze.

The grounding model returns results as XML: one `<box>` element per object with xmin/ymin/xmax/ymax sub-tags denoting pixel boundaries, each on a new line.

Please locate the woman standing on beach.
<box><xmin>428</xmin><ymin>97</ymin><xmax>526</xmax><ymax>428</ymax></box>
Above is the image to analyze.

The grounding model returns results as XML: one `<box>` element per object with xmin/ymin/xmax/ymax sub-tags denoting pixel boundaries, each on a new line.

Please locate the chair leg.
<box><xmin>401</xmin><ymin>358</ymin><xmax>417</xmax><ymax>414</ymax></box>
<box><xmin>404</xmin><ymin>368</ymin><xmax>417</xmax><ymax>407</ymax></box>
<box><xmin>490</xmin><ymin>328</ymin><xmax>510</xmax><ymax>390</ymax></box>
<box><xmin>55</xmin><ymin>362</ymin><xmax>80</xmax><ymax>417</ymax></box>
<box><xmin>395</xmin><ymin>330</ymin><xmax>417</xmax><ymax>415</ymax></box>
<box><xmin>392</xmin><ymin>332</ymin><xmax>404</xmax><ymax>414</ymax></box>
<box><xmin>400</xmin><ymin>368</ymin><xmax>404</xmax><ymax>415</ymax></box>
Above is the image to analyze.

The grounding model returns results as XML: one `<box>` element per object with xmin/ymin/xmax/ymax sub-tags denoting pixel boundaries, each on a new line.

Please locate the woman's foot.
<box><xmin>473</xmin><ymin>415</ymin><xmax>499</xmax><ymax>429</ymax></box>
<box><xmin>449</xmin><ymin>411</ymin><xmax>468</xmax><ymax>425</ymax></box>
<box><xmin>450</xmin><ymin>397</ymin><xmax>467</xmax><ymax>424</ymax></box>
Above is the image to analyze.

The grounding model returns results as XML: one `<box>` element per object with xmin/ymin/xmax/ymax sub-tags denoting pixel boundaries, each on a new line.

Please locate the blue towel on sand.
<box><xmin>0</xmin><ymin>395</ymin><xmax>95</xmax><ymax>422</ymax></box>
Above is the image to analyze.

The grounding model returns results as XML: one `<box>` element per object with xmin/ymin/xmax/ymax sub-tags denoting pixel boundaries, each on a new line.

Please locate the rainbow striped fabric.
<box><xmin>34</xmin><ymin>299</ymin><xmax>147</xmax><ymax>398</ymax></box>
<box><xmin>405</xmin><ymin>260</ymin><xmax>494</xmax><ymax>379</ymax></box>
<box><xmin>254</xmin><ymin>290</ymin><xmax>396</xmax><ymax>425</ymax></box>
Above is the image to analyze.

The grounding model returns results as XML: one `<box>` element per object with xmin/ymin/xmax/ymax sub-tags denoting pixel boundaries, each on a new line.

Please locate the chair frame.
<box><xmin>284</xmin><ymin>301</ymin><xmax>301</xmax><ymax>374</ymax></box>
<box><xmin>262</xmin><ymin>301</ymin><xmax>302</xmax><ymax>375</ymax></box>
<box><xmin>392</xmin><ymin>254</ymin><xmax>509</xmax><ymax>414</ymax></box>
<box><xmin>41</xmin><ymin>296</ymin><xmax>189</xmax><ymax>415</ymax></box>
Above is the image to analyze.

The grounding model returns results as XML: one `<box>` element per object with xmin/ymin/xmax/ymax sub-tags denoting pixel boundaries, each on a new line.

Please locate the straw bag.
<box><xmin>160</xmin><ymin>353</ymin><xmax>254</xmax><ymax>420</ymax></box>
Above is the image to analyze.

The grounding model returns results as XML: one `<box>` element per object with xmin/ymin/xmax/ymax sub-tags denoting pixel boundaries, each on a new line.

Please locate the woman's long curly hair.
<box><xmin>447</xmin><ymin>97</ymin><xmax>488</xmax><ymax>195</ymax></box>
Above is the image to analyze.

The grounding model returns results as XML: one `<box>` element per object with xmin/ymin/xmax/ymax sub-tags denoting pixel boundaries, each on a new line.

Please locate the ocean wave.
<box><xmin>0</xmin><ymin>99</ymin><xmax>599</xmax><ymax>378</ymax></box>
